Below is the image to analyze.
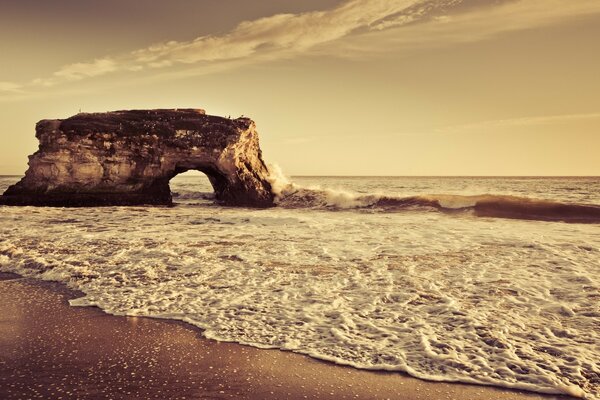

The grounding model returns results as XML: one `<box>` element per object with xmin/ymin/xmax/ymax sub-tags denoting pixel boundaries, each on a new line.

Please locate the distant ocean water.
<box><xmin>1</xmin><ymin>174</ymin><xmax>599</xmax><ymax>398</ymax></box>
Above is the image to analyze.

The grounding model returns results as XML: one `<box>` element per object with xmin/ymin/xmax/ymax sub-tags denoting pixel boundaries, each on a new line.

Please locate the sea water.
<box><xmin>0</xmin><ymin>174</ymin><xmax>598</xmax><ymax>398</ymax></box>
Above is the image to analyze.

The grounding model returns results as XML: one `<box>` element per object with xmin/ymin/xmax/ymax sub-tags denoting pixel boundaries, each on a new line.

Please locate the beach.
<box><xmin>1</xmin><ymin>0</ymin><xmax>598</xmax><ymax>397</ymax></box>
<box><xmin>0</xmin><ymin>272</ymin><xmax>575</xmax><ymax>400</ymax></box>
<box><xmin>1</xmin><ymin>175</ymin><xmax>598</xmax><ymax>398</ymax></box>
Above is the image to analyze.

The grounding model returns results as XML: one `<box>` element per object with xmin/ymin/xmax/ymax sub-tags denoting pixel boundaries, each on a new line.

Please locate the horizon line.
<box><xmin>2</xmin><ymin>174</ymin><xmax>599</xmax><ymax>178</ymax></box>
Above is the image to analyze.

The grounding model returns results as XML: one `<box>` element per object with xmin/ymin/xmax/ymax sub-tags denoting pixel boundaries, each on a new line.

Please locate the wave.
<box><xmin>172</xmin><ymin>191</ymin><xmax>215</xmax><ymax>201</ymax></box>
<box><xmin>266</xmin><ymin>165</ymin><xmax>600</xmax><ymax>223</ymax></box>
<box><xmin>279</xmin><ymin>188</ymin><xmax>600</xmax><ymax>223</ymax></box>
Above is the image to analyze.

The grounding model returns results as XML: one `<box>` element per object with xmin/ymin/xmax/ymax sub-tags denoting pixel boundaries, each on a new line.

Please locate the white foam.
<box><xmin>1</xmin><ymin>175</ymin><xmax>599</xmax><ymax>399</ymax></box>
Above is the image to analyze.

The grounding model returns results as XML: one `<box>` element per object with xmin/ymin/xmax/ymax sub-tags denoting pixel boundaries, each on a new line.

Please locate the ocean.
<box><xmin>0</xmin><ymin>173</ymin><xmax>598</xmax><ymax>399</ymax></box>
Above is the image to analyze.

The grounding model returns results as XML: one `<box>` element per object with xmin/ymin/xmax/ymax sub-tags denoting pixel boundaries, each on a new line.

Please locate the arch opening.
<box><xmin>167</xmin><ymin>168</ymin><xmax>224</xmax><ymax>206</ymax></box>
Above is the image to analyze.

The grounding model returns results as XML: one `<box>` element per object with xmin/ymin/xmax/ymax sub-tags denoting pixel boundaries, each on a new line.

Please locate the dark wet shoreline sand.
<box><xmin>0</xmin><ymin>272</ymin><xmax>575</xmax><ymax>400</ymax></box>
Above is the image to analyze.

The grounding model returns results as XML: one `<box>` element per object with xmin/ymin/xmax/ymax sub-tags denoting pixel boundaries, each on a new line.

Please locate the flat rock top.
<box><xmin>39</xmin><ymin>109</ymin><xmax>253</xmax><ymax>138</ymax></box>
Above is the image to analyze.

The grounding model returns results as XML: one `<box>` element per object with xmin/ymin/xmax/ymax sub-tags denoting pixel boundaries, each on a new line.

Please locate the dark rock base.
<box><xmin>0</xmin><ymin>193</ymin><xmax>172</xmax><ymax>207</ymax></box>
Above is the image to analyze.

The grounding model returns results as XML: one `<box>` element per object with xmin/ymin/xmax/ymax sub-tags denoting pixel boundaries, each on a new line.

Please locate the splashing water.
<box><xmin>1</xmin><ymin>173</ymin><xmax>599</xmax><ymax>398</ymax></box>
<box><xmin>265</xmin><ymin>165</ymin><xmax>600</xmax><ymax>223</ymax></box>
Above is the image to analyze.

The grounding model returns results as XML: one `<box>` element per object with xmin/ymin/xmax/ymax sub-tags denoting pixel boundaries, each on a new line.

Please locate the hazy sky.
<box><xmin>1</xmin><ymin>0</ymin><xmax>599</xmax><ymax>175</ymax></box>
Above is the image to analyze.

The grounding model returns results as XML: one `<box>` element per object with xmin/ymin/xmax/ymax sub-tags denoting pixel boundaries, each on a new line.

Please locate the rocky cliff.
<box><xmin>0</xmin><ymin>109</ymin><xmax>274</xmax><ymax>207</ymax></box>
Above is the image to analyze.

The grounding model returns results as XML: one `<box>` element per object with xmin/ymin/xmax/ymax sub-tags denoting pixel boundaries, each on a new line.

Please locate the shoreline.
<box><xmin>0</xmin><ymin>272</ymin><xmax>575</xmax><ymax>399</ymax></box>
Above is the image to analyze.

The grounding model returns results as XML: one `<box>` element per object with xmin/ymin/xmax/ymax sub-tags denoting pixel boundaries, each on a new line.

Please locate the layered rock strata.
<box><xmin>0</xmin><ymin>109</ymin><xmax>274</xmax><ymax>207</ymax></box>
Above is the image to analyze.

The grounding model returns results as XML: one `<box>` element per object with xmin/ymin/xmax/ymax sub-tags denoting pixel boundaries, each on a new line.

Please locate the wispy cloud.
<box><xmin>27</xmin><ymin>58</ymin><xmax>120</xmax><ymax>88</ymax></box>
<box><xmin>54</xmin><ymin>58</ymin><xmax>118</xmax><ymax>81</ymax></box>
<box><xmin>439</xmin><ymin>112</ymin><xmax>600</xmax><ymax>133</ymax></box>
<box><xmin>0</xmin><ymin>81</ymin><xmax>23</xmax><ymax>93</ymax></box>
<box><xmin>2</xmin><ymin>0</ymin><xmax>600</xmax><ymax>100</ymax></box>
<box><xmin>128</xmin><ymin>0</ymin><xmax>424</xmax><ymax>66</ymax></box>
<box><xmin>341</xmin><ymin>0</ymin><xmax>600</xmax><ymax>54</ymax></box>
<box><xmin>1</xmin><ymin>0</ymin><xmax>424</xmax><ymax>98</ymax></box>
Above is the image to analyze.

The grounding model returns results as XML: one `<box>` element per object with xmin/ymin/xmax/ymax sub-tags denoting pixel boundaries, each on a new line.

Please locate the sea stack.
<box><xmin>0</xmin><ymin>109</ymin><xmax>274</xmax><ymax>207</ymax></box>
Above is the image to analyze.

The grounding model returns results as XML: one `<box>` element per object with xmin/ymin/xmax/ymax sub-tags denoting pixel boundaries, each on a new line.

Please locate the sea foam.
<box><xmin>0</xmin><ymin>174</ymin><xmax>599</xmax><ymax>398</ymax></box>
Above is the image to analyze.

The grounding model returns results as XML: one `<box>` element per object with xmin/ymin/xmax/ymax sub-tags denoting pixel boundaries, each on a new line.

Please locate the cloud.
<box><xmin>2</xmin><ymin>0</ymin><xmax>600</xmax><ymax>101</ymax></box>
<box><xmin>340</xmin><ymin>0</ymin><xmax>600</xmax><ymax>54</ymax></box>
<box><xmin>53</xmin><ymin>58</ymin><xmax>118</xmax><ymax>81</ymax></box>
<box><xmin>0</xmin><ymin>81</ymin><xmax>23</xmax><ymax>93</ymax></box>
<box><xmin>128</xmin><ymin>0</ymin><xmax>426</xmax><ymax>66</ymax></box>
<box><xmin>1</xmin><ymin>0</ymin><xmax>426</xmax><ymax>99</ymax></box>
<box><xmin>439</xmin><ymin>112</ymin><xmax>600</xmax><ymax>133</ymax></box>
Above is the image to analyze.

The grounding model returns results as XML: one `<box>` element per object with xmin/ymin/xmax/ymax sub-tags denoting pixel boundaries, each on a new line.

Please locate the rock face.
<box><xmin>0</xmin><ymin>109</ymin><xmax>274</xmax><ymax>207</ymax></box>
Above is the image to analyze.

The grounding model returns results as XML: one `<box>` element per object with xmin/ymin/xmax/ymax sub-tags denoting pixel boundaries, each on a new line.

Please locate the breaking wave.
<box><xmin>267</xmin><ymin>165</ymin><xmax>600</xmax><ymax>223</ymax></box>
<box><xmin>172</xmin><ymin>191</ymin><xmax>215</xmax><ymax>201</ymax></box>
<box><xmin>1</xmin><ymin>174</ymin><xmax>599</xmax><ymax>398</ymax></box>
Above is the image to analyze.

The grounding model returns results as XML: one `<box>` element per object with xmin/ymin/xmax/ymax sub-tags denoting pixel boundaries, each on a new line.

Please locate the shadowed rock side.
<box><xmin>0</xmin><ymin>109</ymin><xmax>274</xmax><ymax>207</ymax></box>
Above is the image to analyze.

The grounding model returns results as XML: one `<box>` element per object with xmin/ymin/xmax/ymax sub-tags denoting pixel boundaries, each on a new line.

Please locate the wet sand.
<box><xmin>0</xmin><ymin>272</ymin><xmax>574</xmax><ymax>400</ymax></box>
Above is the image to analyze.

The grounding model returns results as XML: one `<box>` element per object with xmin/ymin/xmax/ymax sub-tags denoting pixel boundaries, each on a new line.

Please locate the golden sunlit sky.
<box><xmin>1</xmin><ymin>0</ymin><xmax>599</xmax><ymax>176</ymax></box>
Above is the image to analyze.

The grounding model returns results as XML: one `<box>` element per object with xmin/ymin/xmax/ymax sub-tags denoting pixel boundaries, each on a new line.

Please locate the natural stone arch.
<box><xmin>0</xmin><ymin>109</ymin><xmax>274</xmax><ymax>207</ymax></box>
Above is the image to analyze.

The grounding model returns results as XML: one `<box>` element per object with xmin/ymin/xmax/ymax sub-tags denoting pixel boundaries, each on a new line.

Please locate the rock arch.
<box><xmin>0</xmin><ymin>109</ymin><xmax>274</xmax><ymax>207</ymax></box>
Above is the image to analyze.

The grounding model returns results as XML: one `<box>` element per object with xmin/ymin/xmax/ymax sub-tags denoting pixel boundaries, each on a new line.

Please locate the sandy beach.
<box><xmin>1</xmin><ymin>1</ymin><xmax>598</xmax><ymax>397</ymax></box>
<box><xmin>0</xmin><ymin>272</ymin><xmax>575</xmax><ymax>400</ymax></box>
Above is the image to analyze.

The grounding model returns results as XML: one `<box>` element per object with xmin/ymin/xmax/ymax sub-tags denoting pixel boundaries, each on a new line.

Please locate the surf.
<box><xmin>266</xmin><ymin>166</ymin><xmax>600</xmax><ymax>223</ymax></box>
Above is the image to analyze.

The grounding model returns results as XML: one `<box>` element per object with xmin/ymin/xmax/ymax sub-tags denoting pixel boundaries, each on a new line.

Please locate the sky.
<box><xmin>1</xmin><ymin>0</ymin><xmax>599</xmax><ymax>176</ymax></box>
